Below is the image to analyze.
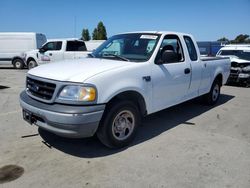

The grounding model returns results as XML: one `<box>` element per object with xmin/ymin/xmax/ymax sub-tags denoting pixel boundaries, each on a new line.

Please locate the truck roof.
<box><xmin>220</xmin><ymin>45</ymin><xmax>250</xmax><ymax>51</ymax></box>
<box><xmin>119</xmin><ymin>31</ymin><xmax>192</xmax><ymax>36</ymax></box>
<box><xmin>47</xmin><ymin>38</ymin><xmax>83</xmax><ymax>42</ymax></box>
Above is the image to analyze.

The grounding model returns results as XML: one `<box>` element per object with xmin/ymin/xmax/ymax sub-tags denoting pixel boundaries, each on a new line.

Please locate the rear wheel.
<box><xmin>13</xmin><ymin>59</ymin><xmax>24</xmax><ymax>69</ymax></box>
<box><xmin>204</xmin><ymin>79</ymin><xmax>221</xmax><ymax>105</ymax></box>
<box><xmin>97</xmin><ymin>100</ymin><xmax>140</xmax><ymax>148</ymax></box>
<box><xmin>28</xmin><ymin>60</ymin><xmax>38</xmax><ymax>69</ymax></box>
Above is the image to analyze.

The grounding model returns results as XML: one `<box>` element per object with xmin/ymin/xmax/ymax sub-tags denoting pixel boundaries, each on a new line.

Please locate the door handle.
<box><xmin>184</xmin><ymin>68</ymin><xmax>191</xmax><ymax>74</ymax></box>
<box><xmin>142</xmin><ymin>76</ymin><xmax>151</xmax><ymax>82</ymax></box>
<box><xmin>49</xmin><ymin>53</ymin><xmax>52</xmax><ymax>56</ymax></box>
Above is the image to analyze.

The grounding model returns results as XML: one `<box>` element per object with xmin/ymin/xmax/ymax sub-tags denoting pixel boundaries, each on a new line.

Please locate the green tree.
<box><xmin>92</xmin><ymin>28</ymin><xmax>98</xmax><ymax>40</ymax></box>
<box><xmin>81</xmin><ymin>28</ymin><xmax>90</xmax><ymax>41</ymax></box>
<box><xmin>217</xmin><ymin>37</ymin><xmax>229</xmax><ymax>43</ymax></box>
<box><xmin>92</xmin><ymin>21</ymin><xmax>107</xmax><ymax>40</ymax></box>
<box><xmin>231</xmin><ymin>34</ymin><xmax>249</xmax><ymax>44</ymax></box>
<box><xmin>217</xmin><ymin>34</ymin><xmax>250</xmax><ymax>44</ymax></box>
<box><xmin>97</xmin><ymin>21</ymin><xmax>107</xmax><ymax>40</ymax></box>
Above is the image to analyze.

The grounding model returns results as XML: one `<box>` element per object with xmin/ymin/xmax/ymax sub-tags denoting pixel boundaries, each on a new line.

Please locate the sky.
<box><xmin>0</xmin><ymin>0</ymin><xmax>249</xmax><ymax>41</ymax></box>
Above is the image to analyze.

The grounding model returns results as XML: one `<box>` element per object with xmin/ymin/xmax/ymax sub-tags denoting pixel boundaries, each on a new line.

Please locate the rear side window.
<box><xmin>66</xmin><ymin>41</ymin><xmax>87</xmax><ymax>51</ymax></box>
<box><xmin>43</xmin><ymin>42</ymin><xmax>62</xmax><ymax>51</ymax></box>
<box><xmin>184</xmin><ymin>36</ymin><xmax>198</xmax><ymax>61</ymax></box>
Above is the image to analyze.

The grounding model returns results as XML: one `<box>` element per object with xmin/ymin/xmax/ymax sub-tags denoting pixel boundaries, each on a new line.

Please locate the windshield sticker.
<box><xmin>140</xmin><ymin>35</ymin><xmax>158</xmax><ymax>40</ymax></box>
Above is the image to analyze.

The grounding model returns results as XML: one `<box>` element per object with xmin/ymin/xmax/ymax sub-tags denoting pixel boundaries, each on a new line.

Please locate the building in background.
<box><xmin>197</xmin><ymin>41</ymin><xmax>227</xmax><ymax>56</ymax></box>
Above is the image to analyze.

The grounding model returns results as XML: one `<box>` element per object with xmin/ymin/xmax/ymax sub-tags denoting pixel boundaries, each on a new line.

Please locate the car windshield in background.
<box><xmin>220</xmin><ymin>50</ymin><xmax>250</xmax><ymax>61</ymax></box>
<box><xmin>91</xmin><ymin>33</ymin><xmax>161</xmax><ymax>62</ymax></box>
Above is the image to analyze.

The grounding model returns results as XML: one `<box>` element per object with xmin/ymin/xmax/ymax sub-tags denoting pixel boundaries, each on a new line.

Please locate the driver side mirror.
<box><xmin>156</xmin><ymin>50</ymin><xmax>179</xmax><ymax>64</ymax></box>
<box><xmin>39</xmin><ymin>48</ymin><xmax>46</xmax><ymax>53</ymax></box>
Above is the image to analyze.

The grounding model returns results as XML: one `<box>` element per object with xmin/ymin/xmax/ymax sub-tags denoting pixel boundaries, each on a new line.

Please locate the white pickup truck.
<box><xmin>20</xmin><ymin>31</ymin><xmax>230</xmax><ymax>148</ymax></box>
<box><xmin>24</xmin><ymin>39</ymin><xmax>103</xmax><ymax>69</ymax></box>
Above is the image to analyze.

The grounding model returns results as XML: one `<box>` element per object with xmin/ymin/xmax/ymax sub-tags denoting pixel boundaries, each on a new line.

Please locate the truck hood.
<box><xmin>230</xmin><ymin>57</ymin><xmax>250</xmax><ymax>63</ymax></box>
<box><xmin>26</xmin><ymin>49</ymin><xmax>39</xmax><ymax>54</ymax></box>
<box><xmin>28</xmin><ymin>58</ymin><xmax>131</xmax><ymax>82</ymax></box>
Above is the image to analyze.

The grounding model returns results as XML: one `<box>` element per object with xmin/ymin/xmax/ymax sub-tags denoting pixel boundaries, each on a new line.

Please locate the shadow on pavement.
<box><xmin>39</xmin><ymin>94</ymin><xmax>234</xmax><ymax>158</ymax></box>
<box><xmin>226</xmin><ymin>83</ymin><xmax>249</xmax><ymax>88</ymax></box>
<box><xmin>0</xmin><ymin>85</ymin><xmax>10</xmax><ymax>90</ymax></box>
<box><xmin>0</xmin><ymin>66</ymin><xmax>27</xmax><ymax>70</ymax></box>
<box><xmin>0</xmin><ymin>67</ymin><xmax>15</xmax><ymax>70</ymax></box>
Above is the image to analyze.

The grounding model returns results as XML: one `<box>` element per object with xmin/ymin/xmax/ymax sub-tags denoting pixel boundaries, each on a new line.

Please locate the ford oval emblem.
<box><xmin>33</xmin><ymin>85</ymin><xmax>39</xmax><ymax>92</ymax></box>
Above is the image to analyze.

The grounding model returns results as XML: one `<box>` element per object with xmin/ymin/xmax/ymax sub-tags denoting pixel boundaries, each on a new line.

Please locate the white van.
<box><xmin>0</xmin><ymin>32</ymin><xmax>47</xmax><ymax>69</ymax></box>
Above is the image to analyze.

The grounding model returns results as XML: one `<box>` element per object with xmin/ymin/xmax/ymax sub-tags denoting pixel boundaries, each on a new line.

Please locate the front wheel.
<box><xmin>28</xmin><ymin>60</ymin><xmax>38</xmax><ymax>69</ymax></box>
<box><xmin>97</xmin><ymin>100</ymin><xmax>140</xmax><ymax>148</ymax></box>
<box><xmin>204</xmin><ymin>79</ymin><xmax>221</xmax><ymax>105</ymax></box>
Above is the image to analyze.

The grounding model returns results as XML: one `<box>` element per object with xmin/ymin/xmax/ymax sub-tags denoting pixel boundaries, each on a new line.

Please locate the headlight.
<box><xmin>238</xmin><ymin>73</ymin><xmax>250</xmax><ymax>78</ymax></box>
<box><xmin>58</xmin><ymin>85</ymin><xmax>96</xmax><ymax>102</ymax></box>
<box><xmin>242</xmin><ymin>66</ymin><xmax>250</xmax><ymax>73</ymax></box>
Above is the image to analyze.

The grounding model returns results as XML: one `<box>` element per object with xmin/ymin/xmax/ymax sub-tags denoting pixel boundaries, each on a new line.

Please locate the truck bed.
<box><xmin>201</xmin><ymin>56</ymin><xmax>229</xmax><ymax>61</ymax></box>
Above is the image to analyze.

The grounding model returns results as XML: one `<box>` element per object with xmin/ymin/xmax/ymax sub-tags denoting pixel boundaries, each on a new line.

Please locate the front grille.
<box><xmin>230</xmin><ymin>69</ymin><xmax>239</xmax><ymax>74</ymax></box>
<box><xmin>26</xmin><ymin>77</ymin><xmax>56</xmax><ymax>100</ymax></box>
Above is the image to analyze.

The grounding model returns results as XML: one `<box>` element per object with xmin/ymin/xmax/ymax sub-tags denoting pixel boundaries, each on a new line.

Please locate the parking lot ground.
<box><xmin>0</xmin><ymin>66</ymin><xmax>250</xmax><ymax>188</ymax></box>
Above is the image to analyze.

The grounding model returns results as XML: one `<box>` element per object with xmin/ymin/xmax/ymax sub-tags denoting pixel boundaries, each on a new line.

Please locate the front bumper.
<box><xmin>228</xmin><ymin>73</ymin><xmax>250</xmax><ymax>84</ymax></box>
<box><xmin>19</xmin><ymin>91</ymin><xmax>105</xmax><ymax>138</ymax></box>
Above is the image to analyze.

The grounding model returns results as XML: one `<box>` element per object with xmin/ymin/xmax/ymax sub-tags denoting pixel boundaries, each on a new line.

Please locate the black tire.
<box><xmin>28</xmin><ymin>60</ymin><xmax>38</xmax><ymax>69</ymax></box>
<box><xmin>97</xmin><ymin>100</ymin><xmax>141</xmax><ymax>148</ymax></box>
<box><xmin>13</xmin><ymin>59</ymin><xmax>24</xmax><ymax>69</ymax></box>
<box><xmin>204</xmin><ymin>79</ymin><xmax>221</xmax><ymax>105</ymax></box>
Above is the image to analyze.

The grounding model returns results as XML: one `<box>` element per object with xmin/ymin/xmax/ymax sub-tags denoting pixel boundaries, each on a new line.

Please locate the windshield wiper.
<box><xmin>102</xmin><ymin>54</ymin><xmax>130</xmax><ymax>62</ymax></box>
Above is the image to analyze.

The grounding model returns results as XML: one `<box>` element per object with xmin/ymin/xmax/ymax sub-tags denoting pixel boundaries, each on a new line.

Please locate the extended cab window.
<box><xmin>43</xmin><ymin>42</ymin><xmax>62</xmax><ymax>51</ymax></box>
<box><xmin>155</xmin><ymin>34</ymin><xmax>184</xmax><ymax>63</ymax></box>
<box><xmin>184</xmin><ymin>36</ymin><xmax>198</xmax><ymax>61</ymax></box>
<box><xmin>66</xmin><ymin>41</ymin><xmax>87</xmax><ymax>51</ymax></box>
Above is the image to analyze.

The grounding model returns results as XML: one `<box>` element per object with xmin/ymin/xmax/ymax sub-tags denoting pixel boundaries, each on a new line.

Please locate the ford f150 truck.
<box><xmin>24</xmin><ymin>39</ymin><xmax>104</xmax><ymax>69</ymax></box>
<box><xmin>20</xmin><ymin>31</ymin><xmax>230</xmax><ymax>148</ymax></box>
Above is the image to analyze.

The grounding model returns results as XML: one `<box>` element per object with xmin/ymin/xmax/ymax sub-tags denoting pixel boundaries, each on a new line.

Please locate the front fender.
<box><xmin>85</xmin><ymin>63</ymin><xmax>152</xmax><ymax>113</ymax></box>
<box><xmin>100</xmin><ymin>82</ymin><xmax>151</xmax><ymax>113</ymax></box>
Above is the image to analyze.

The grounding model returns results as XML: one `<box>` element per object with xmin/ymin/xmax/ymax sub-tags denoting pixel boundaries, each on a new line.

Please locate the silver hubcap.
<box><xmin>112</xmin><ymin>110</ymin><xmax>135</xmax><ymax>141</ymax></box>
<box><xmin>15</xmin><ymin>61</ymin><xmax>21</xmax><ymax>68</ymax></box>
<box><xmin>212</xmin><ymin>84</ymin><xmax>219</xmax><ymax>101</ymax></box>
<box><xmin>29</xmin><ymin>61</ymin><xmax>36</xmax><ymax>69</ymax></box>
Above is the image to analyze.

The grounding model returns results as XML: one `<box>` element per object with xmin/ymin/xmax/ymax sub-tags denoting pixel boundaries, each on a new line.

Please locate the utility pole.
<box><xmin>74</xmin><ymin>16</ymin><xmax>76</xmax><ymax>38</ymax></box>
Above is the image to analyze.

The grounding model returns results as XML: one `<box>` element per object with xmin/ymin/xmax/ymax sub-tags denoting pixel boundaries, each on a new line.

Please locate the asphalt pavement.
<box><xmin>0</xmin><ymin>66</ymin><xmax>250</xmax><ymax>188</ymax></box>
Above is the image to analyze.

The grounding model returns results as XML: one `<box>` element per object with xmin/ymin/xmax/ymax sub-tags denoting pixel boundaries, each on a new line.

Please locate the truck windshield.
<box><xmin>91</xmin><ymin>33</ymin><xmax>161</xmax><ymax>62</ymax></box>
<box><xmin>220</xmin><ymin>50</ymin><xmax>250</xmax><ymax>61</ymax></box>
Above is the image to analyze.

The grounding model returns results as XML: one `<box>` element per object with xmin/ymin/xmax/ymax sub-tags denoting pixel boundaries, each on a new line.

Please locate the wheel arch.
<box><xmin>214</xmin><ymin>73</ymin><xmax>223</xmax><ymax>86</ymax></box>
<box><xmin>27</xmin><ymin>57</ymin><xmax>36</xmax><ymax>64</ymax></box>
<box><xmin>106</xmin><ymin>90</ymin><xmax>147</xmax><ymax>117</ymax></box>
<box><xmin>11</xmin><ymin>56</ymin><xmax>24</xmax><ymax>65</ymax></box>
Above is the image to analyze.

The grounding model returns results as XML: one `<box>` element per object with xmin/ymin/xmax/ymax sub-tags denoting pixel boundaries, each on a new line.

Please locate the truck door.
<box><xmin>64</xmin><ymin>41</ymin><xmax>89</xmax><ymax>60</ymax></box>
<box><xmin>151</xmin><ymin>34</ymin><xmax>191</xmax><ymax>112</ymax></box>
<box><xmin>39</xmin><ymin>41</ymin><xmax>63</xmax><ymax>64</ymax></box>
